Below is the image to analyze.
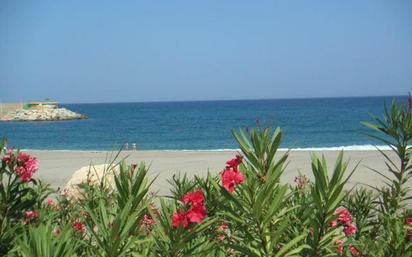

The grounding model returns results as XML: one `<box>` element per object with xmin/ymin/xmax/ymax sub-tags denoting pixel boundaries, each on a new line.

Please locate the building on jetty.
<box><xmin>26</xmin><ymin>101</ymin><xmax>59</xmax><ymax>110</ymax></box>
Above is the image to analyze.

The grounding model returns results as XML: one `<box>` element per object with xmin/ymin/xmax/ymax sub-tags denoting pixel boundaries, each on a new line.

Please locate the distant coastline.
<box><xmin>56</xmin><ymin>94</ymin><xmax>405</xmax><ymax>105</ymax></box>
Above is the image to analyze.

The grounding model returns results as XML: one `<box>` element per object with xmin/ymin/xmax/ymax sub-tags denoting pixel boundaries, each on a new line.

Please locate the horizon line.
<box><xmin>61</xmin><ymin>94</ymin><xmax>406</xmax><ymax>105</ymax></box>
<box><xmin>1</xmin><ymin>94</ymin><xmax>407</xmax><ymax>105</ymax></box>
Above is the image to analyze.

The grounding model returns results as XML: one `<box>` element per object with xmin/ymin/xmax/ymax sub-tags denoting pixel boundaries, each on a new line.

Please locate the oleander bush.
<box><xmin>0</xmin><ymin>101</ymin><xmax>411</xmax><ymax>257</ymax></box>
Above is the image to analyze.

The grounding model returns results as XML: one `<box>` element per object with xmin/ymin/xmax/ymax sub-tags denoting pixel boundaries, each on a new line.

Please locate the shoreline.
<box><xmin>27</xmin><ymin>149</ymin><xmax>408</xmax><ymax>196</ymax></box>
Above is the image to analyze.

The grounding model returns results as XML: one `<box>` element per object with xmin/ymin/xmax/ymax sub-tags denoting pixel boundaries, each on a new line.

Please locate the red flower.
<box><xmin>349</xmin><ymin>244</ymin><xmax>361</xmax><ymax>257</ymax></box>
<box><xmin>173</xmin><ymin>190</ymin><xmax>208</xmax><ymax>229</ymax></box>
<box><xmin>221</xmin><ymin>168</ymin><xmax>244</xmax><ymax>192</ymax></box>
<box><xmin>226</xmin><ymin>155</ymin><xmax>243</xmax><ymax>172</ymax></box>
<box><xmin>221</xmin><ymin>155</ymin><xmax>245</xmax><ymax>192</ymax></box>
<box><xmin>344</xmin><ymin>223</ymin><xmax>357</xmax><ymax>237</ymax></box>
<box><xmin>182</xmin><ymin>190</ymin><xmax>205</xmax><ymax>205</ymax></box>
<box><xmin>172</xmin><ymin>209</ymin><xmax>189</xmax><ymax>229</ymax></box>
<box><xmin>186</xmin><ymin>204</ymin><xmax>206</xmax><ymax>224</ymax></box>
<box><xmin>72</xmin><ymin>222</ymin><xmax>85</xmax><ymax>234</ymax></box>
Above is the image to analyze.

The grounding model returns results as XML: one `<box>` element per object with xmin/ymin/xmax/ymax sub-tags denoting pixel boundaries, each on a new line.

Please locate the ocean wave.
<box><xmin>21</xmin><ymin>145</ymin><xmax>392</xmax><ymax>152</ymax></box>
<box><xmin>163</xmin><ymin>145</ymin><xmax>392</xmax><ymax>151</ymax></box>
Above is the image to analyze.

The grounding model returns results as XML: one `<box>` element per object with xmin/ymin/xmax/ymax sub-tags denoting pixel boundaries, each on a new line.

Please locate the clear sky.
<box><xmin>0</xmin><ymin>1</ymin><xmax>411</xmax><ymax>103</ymax></box>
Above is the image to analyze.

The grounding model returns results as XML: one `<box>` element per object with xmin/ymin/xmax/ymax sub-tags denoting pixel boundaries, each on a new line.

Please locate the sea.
<box><xmin>0</xmin><ymin>96</ymin><xmax>406</xmax><ymax>151</ymax></box>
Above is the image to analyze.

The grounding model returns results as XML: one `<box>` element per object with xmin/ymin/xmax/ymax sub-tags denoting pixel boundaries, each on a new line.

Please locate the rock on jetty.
<box><xmin>0</xmin><ymin>108</ymin><xmax>87</xmax><ymax>121</ymax></box>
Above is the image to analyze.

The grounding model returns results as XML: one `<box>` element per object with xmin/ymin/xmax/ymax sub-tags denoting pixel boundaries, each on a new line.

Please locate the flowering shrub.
<box><xmin>0</xmin><ymin>100</ymin><xmax>412</xmax><ymax>256</ymax></box>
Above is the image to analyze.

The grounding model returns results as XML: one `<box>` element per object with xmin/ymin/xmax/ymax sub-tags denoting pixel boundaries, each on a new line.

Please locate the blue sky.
<box><xmin>0</xmin><ymin>0</ymin><xmax>411</xmax><ymax>103</ymax></box>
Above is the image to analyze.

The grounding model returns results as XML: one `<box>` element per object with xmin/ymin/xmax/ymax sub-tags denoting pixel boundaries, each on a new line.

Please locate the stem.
<box><xmin>256</xmin><ymin>217</ymin><xmax>270</xmax><ymax>256</ymax></box>
<box><xmin>312</xmin><ymin>212</ymin><xmax>326</xmax><ymax>257</ymax></box>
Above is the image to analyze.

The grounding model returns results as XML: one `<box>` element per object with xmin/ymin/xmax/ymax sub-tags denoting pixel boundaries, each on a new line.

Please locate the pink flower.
<box><xmin>349</xmin><ymin>244</ymin><xmax>361</xmax><ymax>257</ymax></box>
<box><xmin>16</xmin><ymin>166</ymin><xmax>32</xmax><ymax>182</ymax></box>
<box><xmin>53</xmin><ymin>227</ymin><xmax>61</xmax><ymax>237</ymax></box>
<box><xmin>221</xmin><ymin>168</ymin><xmax>244</xmax><ymax>192</ymax></box>
<box><xmin>172</xmin><ymin>209</ymin><xmax>189</xmax><ymax>229</ymax></box>
<box><xmin>218</xmin><ymin>223</ymin><xmax>228</xmax><ymax>231</ymax></box>
<box><xmin>72</xmin><ymin>222</ymin><xmax>85</xmax><ymax>234</ymax></box>
<box><xmin>330</xmin><ymin>220</ymin><xmax>338</xmax><ymax>228</ymax></box>
<box><xmin>140</xmin><ymin>214</ymin><xmax>155</xmax><ymax>230</ymax></box>
<box><xmin>182</xmin><ymin>190</ymin><xmax>205</xmax><ymax>205</ymax></box>
<box><xmin>14</xmin><ymin>152</ymin><xmax>39</xmax><ymax>183</ymax></box>
<box><xmin>335</xmin><ymin>239</ymin><xmax>344</xmax><ymax>255</ymax></box>
<box><xmin>25</xmin><ymin>210</ymin><xmax>39</xmax><ymax>219</ymax></box>
<box><xmin>23</xmin><ymin>210</ymin><xmax>39</xmax><ymax>224</ymax></box>
<box><xmin>335</xmin><ymin>207</ymin><xmax>353</xmax><ymax>226</ymax></box>
<box><xmin>294</xmin><ymin>175</ymin><xmax>309</xmax><ymax>190</ymax></box>
<box><xmin>186</xmin><ymin>204</ymin><xmax>206</xmax><ymax>224</ymax></box>
<box><xmin>344</xmin><ymin>223</ymin><xmax>357</xmax><ymax>237</ymax></box>
<box><xmin>17</xmin><ymin>152</ymin><xmax>32</xmax><ymax>163</ymax></box>
<box><xmin>218</xmin><ymin>235</ymin><xmax>225</xmax><ymax>241</ymax></box>
<box><xmin>217</xmin><ymin>223</ymin><xmax>229</xmax><ymax>241</ymax></box>
<box><xmin>25</xmin><ymin>158</ymin><xmax>39</xmax><ymax>175</ymax></box>
<box><xmin>226</xmin><ymin>155</ymin><xmax>243</xmax><ymax>172</ymax></box>
<box><xmin>2</xmin><ymin>150</ymin><xmax>14</xmax><ymax>165</ymax></box>
<box><xmin>47</xmin><ymin>199</ymin><xmax>55</xmax><ymax>206</ymax></box>
<box><xmin>406</xmin><ymin>218</ymin><xmax>412</xmax><ymax>240</ymax></box>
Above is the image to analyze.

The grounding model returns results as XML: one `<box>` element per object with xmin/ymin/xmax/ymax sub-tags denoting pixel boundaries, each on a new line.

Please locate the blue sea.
<box><xmin>0</xmin><ymin>96</ymin><xmax>405</xmax><ymax>151</ymax></box>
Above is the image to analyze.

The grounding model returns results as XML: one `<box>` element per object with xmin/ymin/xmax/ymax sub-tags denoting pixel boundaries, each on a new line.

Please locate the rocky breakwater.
<box><xmin>1</xmin><ymin>108</ymin><xmax>87</xmax><ymax>121</ymax></box>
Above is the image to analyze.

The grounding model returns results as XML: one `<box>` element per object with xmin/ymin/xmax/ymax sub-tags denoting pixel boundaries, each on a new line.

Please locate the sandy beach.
<box><xmin>28</xmin><ymin>149</ymin><xmax>404</xmax><ymax>196</ymax></box>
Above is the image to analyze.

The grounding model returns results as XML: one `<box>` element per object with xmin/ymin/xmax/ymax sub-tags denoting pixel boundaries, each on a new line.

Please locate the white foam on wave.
<box><xmin>283</xmin><ymin>145</ymin><xmax>392</xmax><ymax>151</ymax></box>
<box><xmin>21</xmin><ymin>145</ymin><xmax>392</xmax><ymax>152</ymax></box>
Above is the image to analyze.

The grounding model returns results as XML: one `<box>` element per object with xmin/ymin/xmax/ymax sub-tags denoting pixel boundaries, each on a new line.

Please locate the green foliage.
<box><xmin>362</xmin><ymin>100</ymin><xmax>412</xmax><ymax>256</ymax></box>
<box><xmin>233</xmin><ymin>127</ymin><xmax>288</xmax><ymax>181</ymax></box>
<box><xmin>80</xmin><ymin>161</ymin><xmax>153</xmax><ymax>257</ymax></box>
<box><xmin>150</xmin><ymin>199</ymin><xmax>216</xmax><ymax>257</ymax></box>
<box><xmin>211</xmin><ymin>128</ymin><xmax>308</xmax><ymax>257</ymax></box>
<box><xmin>363</xmin><ymin>100</ymin><xmax>412</xmax><ymax>212</ymax></box>
<box><xmin>306</xmin><ymin>152</ymin><xmax>357</xmax><ymax>256</ymax></box>
<box><xmin>0</xmin><ymin>140</ymin><xmax>53</xmax><ymax>255</ymax></box>
<box><xmin>343</xmin><ymin>188</ymin><xmax>378</xmax><ymax>238</ymax></box>
<box><xmin>14</xmin><ymin>223</ymin><xmax>78</xmax><ymax>257</ymax></box>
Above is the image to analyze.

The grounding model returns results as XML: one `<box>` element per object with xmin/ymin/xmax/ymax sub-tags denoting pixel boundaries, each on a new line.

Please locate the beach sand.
<box><xmin>28</xmin><ymin>150</ymin><xmax>406</xmax><ymax>196</ymax></box>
